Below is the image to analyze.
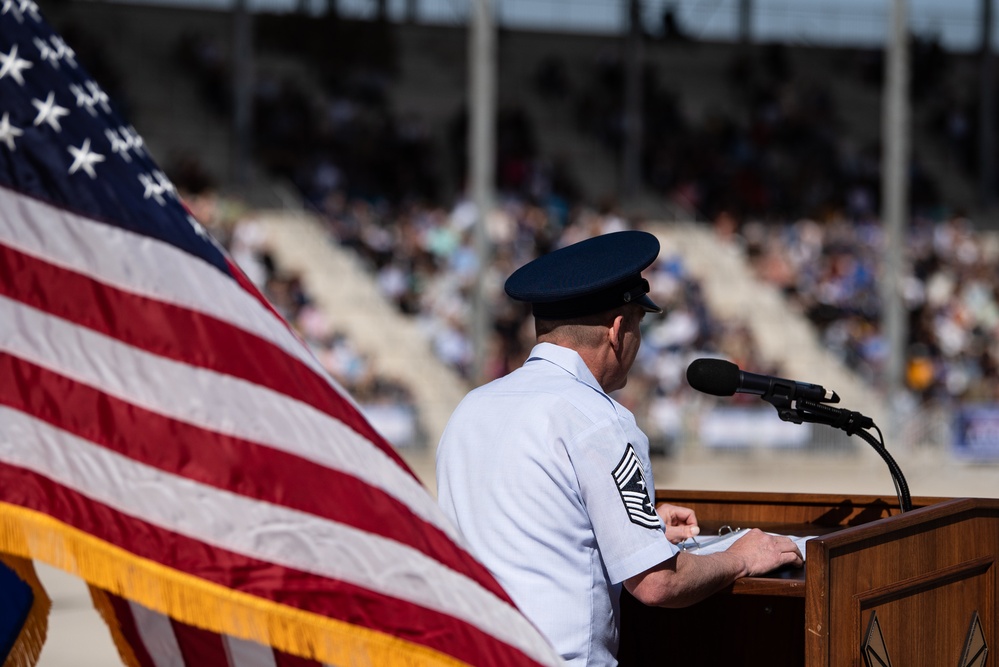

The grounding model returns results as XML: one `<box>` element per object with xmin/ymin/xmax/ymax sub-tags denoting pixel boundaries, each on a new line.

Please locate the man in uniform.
<box><xmin>436</xmin><ymin>230</ymin><xmax>802</xmax><ymax>666</ymax></box>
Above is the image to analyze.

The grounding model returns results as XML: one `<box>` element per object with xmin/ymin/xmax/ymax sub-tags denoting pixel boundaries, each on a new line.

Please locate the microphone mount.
<box><xmin>761</xmin><ymin>391</ymin><xmax>913</xmax><ymax>513</ymax></box>
<box><xmin>754</xmin><ymin>375</ymin><xmax>840</xmax><ymax>408</ymax></box>
<box><xmin>762</xmin><ymin>392</ymin><xmax>871</xmax><ymax>434</ymax></box>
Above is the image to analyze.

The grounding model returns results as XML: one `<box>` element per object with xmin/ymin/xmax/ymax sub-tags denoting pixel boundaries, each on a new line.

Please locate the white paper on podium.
<box><xmin>678</xmin><ymin>529</ymin><xmax>814</xmax><ymax>561</ymax></box>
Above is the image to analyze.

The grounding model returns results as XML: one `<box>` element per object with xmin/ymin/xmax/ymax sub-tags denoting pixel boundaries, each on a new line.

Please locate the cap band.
<box><xmin>533</xmin><ymin>277</ymin><xmax>653</xmax><ymax>319</ymax></box>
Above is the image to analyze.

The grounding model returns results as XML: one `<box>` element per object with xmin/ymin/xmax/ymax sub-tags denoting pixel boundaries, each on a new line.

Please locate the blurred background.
<box><xmin>27</xmin><ymin>2</ymin><xmax>999</xmax><ymax>661</ymax></box>
<box><xmin>33</xmin><ymin>0</ymin><xmax>999</xmax><ymax>502</ymax></box>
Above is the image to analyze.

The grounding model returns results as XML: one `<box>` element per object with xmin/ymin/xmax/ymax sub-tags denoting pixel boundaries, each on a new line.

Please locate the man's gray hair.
<box><xmin>535</xmin><ymin>305</ymin><xmax>634</xmax><ymax>347</ymax></box>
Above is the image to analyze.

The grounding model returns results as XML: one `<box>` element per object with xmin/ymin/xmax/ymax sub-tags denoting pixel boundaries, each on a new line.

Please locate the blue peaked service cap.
<box><xmin>505</xmin><ymin>230</ymin><xmax>663</xmax><ymax>319</ymax></box>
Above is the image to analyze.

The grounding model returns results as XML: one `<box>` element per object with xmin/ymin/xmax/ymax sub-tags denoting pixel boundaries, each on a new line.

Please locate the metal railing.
<box><xmin>319</xmin><ymin>0</ymin><xmax>995</xmax><ymax>51</ymax></box>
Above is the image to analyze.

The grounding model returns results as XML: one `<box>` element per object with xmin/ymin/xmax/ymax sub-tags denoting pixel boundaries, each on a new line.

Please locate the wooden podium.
<box><xmin>618</xmin><ymin>491</ymin><xmax>998</xmax><ymax>666</ymax></box>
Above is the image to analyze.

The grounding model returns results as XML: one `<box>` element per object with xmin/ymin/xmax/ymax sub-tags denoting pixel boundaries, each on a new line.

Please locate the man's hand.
<box><xmin>656</xmin><ymin>503</ymin><xmax>700</xmax><ymax>544</ymax></box>
<box><xmin>726</xmin><ymin>528</ymin><xmax>804</xmax><ymax>576</ymax></box>
<box><xmin>626</xmin><ymin>522</ymin><xmax>803</xmax><ymax>608</ymax></box>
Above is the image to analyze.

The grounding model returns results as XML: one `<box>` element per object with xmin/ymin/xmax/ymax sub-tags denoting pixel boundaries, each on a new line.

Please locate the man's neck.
<box><xmin>537</xmin><ymin>337</ymin><xmax>619</xmax><ymax>393</ymax></box>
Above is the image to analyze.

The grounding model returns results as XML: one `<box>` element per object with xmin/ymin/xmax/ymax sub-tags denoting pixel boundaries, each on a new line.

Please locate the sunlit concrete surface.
<box><xmin>35</xmin><ymin>563</ymin><xmax>124</xmax><ymax>667</ymax></box>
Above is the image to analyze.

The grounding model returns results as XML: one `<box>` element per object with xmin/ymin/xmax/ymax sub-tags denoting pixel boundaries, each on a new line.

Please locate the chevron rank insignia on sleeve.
<box><xmin>612</xmin><ymin>443</ymin><xmax>660</xmax><ymax>528</ymax></box>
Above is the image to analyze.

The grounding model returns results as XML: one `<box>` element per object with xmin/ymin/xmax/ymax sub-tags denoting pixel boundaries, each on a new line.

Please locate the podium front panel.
<box><xmin>808</xmin><ymin>498</ymin><xmax>998</xmax><ymax>666</ymax></box>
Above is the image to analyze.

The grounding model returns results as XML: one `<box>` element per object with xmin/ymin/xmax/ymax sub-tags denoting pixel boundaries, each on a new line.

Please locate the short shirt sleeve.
<box><xmin>567</xmin><ymin>417</ymin><xmax>678</xmax><ymax>584</ymax></box>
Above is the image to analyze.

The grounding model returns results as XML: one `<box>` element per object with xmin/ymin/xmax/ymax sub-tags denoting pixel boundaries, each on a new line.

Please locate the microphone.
<box><xmin>686</xmin><ymin>358</ymin><xmax>840</xmax><ymax>404</ymax></box>
<box><xmin>685</xmin><ymin>358</ymin><xmax>909</xmax><ymax>511</ymax></box>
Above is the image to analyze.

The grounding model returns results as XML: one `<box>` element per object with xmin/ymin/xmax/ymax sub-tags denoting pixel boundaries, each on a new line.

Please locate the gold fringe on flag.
<box><xmin>0</xmin><ymin>503</ymin><xmax>470</xmax><ymax>667</ymax></box>
<box><xmin>0</xmin><ymin>554</ymin><xmax>51</xmax><ymax>667</ymax></box>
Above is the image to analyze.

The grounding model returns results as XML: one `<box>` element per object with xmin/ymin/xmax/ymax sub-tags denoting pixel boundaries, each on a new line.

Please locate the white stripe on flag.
<box><xmin>129</xmin><ymin>600</ymin><xmax>186</xmax><ymax>667</ymax></box>
<box><xmin>0</xmin><ymin>188</ymin><xmax>333</xmax><ymax>390</ymax></box>
<box><xmin>0</xmin><ymin>294</ymin><xmax>450</xmax><ymax>541</ymax></box>
<box><xmin>224</xmin><ymin>634</ymin><xmax>278</xmax><ymax>667</ymax></box>
<box><xmin>0</xmin><ymin>406</ymin><xmax>558</xmax><ymax>665</ymax></box>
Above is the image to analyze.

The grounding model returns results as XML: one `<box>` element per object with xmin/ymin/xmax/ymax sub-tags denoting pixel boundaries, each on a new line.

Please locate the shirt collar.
<box><xmin>526</xmin><ymin>342</ymin><xmax>605</xmax><ymax>394</ymax></box>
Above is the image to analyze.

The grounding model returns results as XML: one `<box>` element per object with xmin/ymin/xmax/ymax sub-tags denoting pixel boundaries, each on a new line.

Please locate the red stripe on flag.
<box><xmin>0</xmin><ymin>241</ymin><xmax>414</xmax><ymax>476</ymax></box>
<box><xmin>273</xmin><ymin>653</ymin><xmax>326</xmax><ymax>667</ymax></box>
<box><xmin>0</xmin><ymin>351</ymin><xmax>510</xmax><ymax>603</ymax></box>
<box><xmin>0</xmin><ymin>463</ymin><xmax>544</xmax><ymax>667</ymax></box>
<box><xmin>171</xmin><ymin>617</ymin><xmax>232</xmax><ymax>666</ymax></box>
<box><xmin>104</xmin><ymin>591</ymin><xmax>158</xmax><ymax>667</ymax></box>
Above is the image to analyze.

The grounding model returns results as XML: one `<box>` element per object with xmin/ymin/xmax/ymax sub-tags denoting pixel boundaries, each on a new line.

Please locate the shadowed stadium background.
<box><xmin>35</xmin><ymin>0</ymin><xmax>999</xmax><ymax>492</ymax></box>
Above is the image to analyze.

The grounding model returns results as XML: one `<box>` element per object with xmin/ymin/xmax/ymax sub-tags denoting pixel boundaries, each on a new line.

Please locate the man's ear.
<box><xmin>608</xmin><ymin>314</ymin><xmax>625</xmax><ymax>352</ymax></box>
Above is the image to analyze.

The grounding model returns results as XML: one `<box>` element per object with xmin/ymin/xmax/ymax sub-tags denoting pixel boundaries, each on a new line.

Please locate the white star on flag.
<box><xmin>0</xmin><ymin>112</ymin><xmax>24</xmax><ymax>151</ymax></box>
<box><xmin>33</xmin><ymin>36</ymin><xmax>59</xmax><ymax>67</ymax></box>
<box><xmin>85</xmin><ymin>80</ymin><xmax>111</xmax><ymax>113</ymax></box>
<box><xmin>124</xmin><ymin>125</ymin><xmax>145</xmax><ymax>153</ymax></box>
<box><xmin>67</xmin><ymin>138</ymin><xmax>106</xmax><ymax>178</ymax></box>
<box><xmin>188</xmin><ymin>215</ymin><xmax>210</xmax><ymax>240</ymax></box>
<box><xmin>18</xmin><ymin>0</ymin><xmax>40</xmax><ymax>21</ymax></box>
<box><xmin>139</xmin><ymin>172</ymin><xmax>166</xmax><ymax>205</ymax></box>
<box><xmin>1</xmin><ymin>0</ymin><xmax>24</xmax><ymax>22</ymax></box>
<box><xmin>154</xmin><ymin>170</ymin><xmax>177</xmax><ymax>199</ymax></box>
<box><xmin>104</xmin><ymin>128</ymin><xmax>132</xmax><ymax>161</ymax></box>
<box><xmin>0</xmin><ymin>44</ymin><xmax>33</xmax><ymax>86</ymax></box>
<box><xmin>70</xmin><ymin>83</ymin><xmax>99</xmax><ymax>116</ymax></box>
<box><xmin>51</xmin><ymin>35</ymin><xmax>76</xmax><ymax>68</ymax></box>
<box><xmin>31</xmin><ymin>91</ymin><xmax>70</xmax><ymax>131</ymax></box>
<box><xmin>117</xmin><ymin>126</ymin><xmax>136</xmax><ymax>152</ymax></box>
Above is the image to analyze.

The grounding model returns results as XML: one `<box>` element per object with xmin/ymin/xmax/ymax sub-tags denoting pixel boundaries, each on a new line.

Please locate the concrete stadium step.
<box><xmin>254</xmin><ymin>211</ymin><xmax>469</xmax><ymax>459</ymax></box>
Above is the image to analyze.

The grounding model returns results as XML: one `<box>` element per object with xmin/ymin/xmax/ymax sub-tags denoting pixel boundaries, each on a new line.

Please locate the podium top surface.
<box><xmin>654</xmin><ymin>490</ymin><xmax>999</xmax><ymax>598</ymax></box>
<box><xmin>656</xmin><ymin>489</ymin><xmax>960</xmax><ymax>527</ymax></box>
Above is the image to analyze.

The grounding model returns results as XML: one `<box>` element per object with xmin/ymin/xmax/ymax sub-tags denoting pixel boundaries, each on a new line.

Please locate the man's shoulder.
<box><xmin>461</xmin><ymin>369</ymin><xmax>570</xmax><ymax>407</ymax></box>
<box><xmin>461</xmin><ymin>365</ymin><xmax>614</xmax><ymax>421</ymax></box>
<box><xmin>485</xmin><ymin>362</ymin><xmax>592</xmax><ymax>395</ymax></box>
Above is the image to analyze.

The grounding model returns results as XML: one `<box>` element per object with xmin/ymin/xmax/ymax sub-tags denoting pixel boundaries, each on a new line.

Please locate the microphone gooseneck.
<box><xmin>685</xmin><ymin>358</ymin><xmax>912</xmax><ymax>513</ymax></box>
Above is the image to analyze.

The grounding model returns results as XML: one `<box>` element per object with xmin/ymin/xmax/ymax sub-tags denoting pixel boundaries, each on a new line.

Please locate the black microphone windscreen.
<box><xmin>686</xmin><ymin>358</ymin><xmax>740</xmax><ymax>396</ymax></box>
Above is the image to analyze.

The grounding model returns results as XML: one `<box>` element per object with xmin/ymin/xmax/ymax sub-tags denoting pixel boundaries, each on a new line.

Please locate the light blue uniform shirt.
<box><xmin>437</xmin><ymin>343</ymin><xmax>678</xmax><ymax>666</ymax></box>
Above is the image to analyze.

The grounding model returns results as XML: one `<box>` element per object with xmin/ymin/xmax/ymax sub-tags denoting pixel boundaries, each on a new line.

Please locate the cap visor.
<box><xmin>636</xmin><ymin>294</ymin><xmax>663</xmax><ymax>314</ymax></box>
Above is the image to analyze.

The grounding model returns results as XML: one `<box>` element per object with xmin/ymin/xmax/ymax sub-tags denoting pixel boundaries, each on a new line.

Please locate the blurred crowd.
<box><xmin>310</xmin><ymin>194</ymin><xmax>777</xmax><ymax>450</ymax></box>
<box><xmin>52</xmin><ymin>7</ymin><xmax>999</xmax><ymax>449</ymax></box>
<box><xmin>181</xmin><ymin>182</ymin><xmax>768</xmax><ymax>451</ymax></box>
<box><xmin>743</xmin><ymin>211</ymin><xmax>999</xmax><ymax>405</ymax></box>
<box><xmin>171</xmin><ymin>15</ymin><xmax>999</xmax><ymax>448</ymax></box>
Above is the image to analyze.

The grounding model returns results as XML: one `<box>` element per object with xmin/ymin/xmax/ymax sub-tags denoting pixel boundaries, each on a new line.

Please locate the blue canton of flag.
<box><xmin>0</xmin><ymin>556</ymin><xmax>49</xmax><ymax>667</ymax></box>
<box><xmin>0</xmin><ymin>0</ymin><xmax>226</xmax><ymax>272</ymax></box>
<box><xmin>0</xmin><ymin>559</ymin><xmax>33</xmax><ymax>662</ymax></box>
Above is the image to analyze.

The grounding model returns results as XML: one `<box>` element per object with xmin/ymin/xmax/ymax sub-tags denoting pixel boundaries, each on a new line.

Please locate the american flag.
<box><xmin>0</xmin><ymin>5</ymin><xmax>561</xmax><ymax>666</ymax></box>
